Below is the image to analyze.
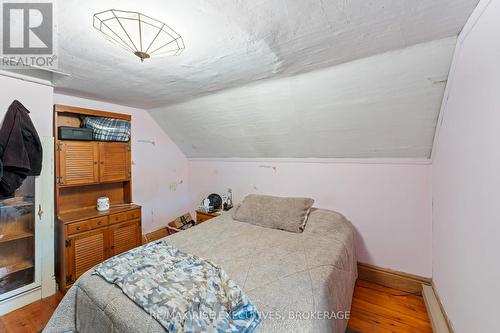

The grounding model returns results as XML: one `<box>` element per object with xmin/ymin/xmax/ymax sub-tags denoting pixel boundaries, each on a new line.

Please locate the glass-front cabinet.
<box><xmin>0</xmin><ymin>178</ymin><xmax>36</xmax><ymax>295</ymax></box>
<box><xmin>0</xmin><ymin>137</ymin><xmax>55</xmax><ymax>314</ymax></box>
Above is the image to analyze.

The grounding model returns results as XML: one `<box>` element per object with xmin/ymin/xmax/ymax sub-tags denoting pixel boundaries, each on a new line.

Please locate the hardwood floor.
<box><xmin>0</xmin><ymin>280</ymin><xmax>431</xmax><ymax>333</ymax></box>
<box><xmin>348</xmin><ymin>280</ymin><xmax>433</xmax><ymax>333</ymax></box>
<box><xmin>0</xmin><ymin>292</ymin><xmax>62</xmax><ymax>333</ymax></box>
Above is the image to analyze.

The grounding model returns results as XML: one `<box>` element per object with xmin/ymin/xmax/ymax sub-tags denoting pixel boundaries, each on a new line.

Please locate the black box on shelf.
<box><xmin>58</xmin><ymin>126</ymin><xmax>93</xmax><ymax>141</ymax></box>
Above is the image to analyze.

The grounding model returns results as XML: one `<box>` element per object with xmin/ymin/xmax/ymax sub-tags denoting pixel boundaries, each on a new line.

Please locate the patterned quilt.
<box><xmin>92</xmin><ymin>240</ymin><xmax>261</xmax><ymax>333</ymax></box>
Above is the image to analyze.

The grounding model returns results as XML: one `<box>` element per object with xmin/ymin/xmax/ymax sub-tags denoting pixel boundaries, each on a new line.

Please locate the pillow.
<box><xmin>230</xmin><ymin>203</ymin><xmax>241</xmax><ymax>218</ymax></box>
<box><xmin>233</xmin><ymin>194</ymin><xmax>314</xmax><ymax>233</ymax></box>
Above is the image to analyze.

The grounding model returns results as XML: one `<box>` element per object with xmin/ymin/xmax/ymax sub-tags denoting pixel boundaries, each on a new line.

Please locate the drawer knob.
<box><xmin>97</xmin><ymin>221</ymin><xmax>102</xmax><ymax>225</ymax></box>
<box><xmin>76</xmin><ymin>226</ymin><xmax>81</xmax><ymax>230</ymax></box>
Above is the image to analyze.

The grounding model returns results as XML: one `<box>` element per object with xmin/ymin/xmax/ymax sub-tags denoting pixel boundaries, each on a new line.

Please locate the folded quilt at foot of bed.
<box><xmin>92</xmin><ymin>240</ymin><xmax>261</xmax><ymax>333</ymax></box>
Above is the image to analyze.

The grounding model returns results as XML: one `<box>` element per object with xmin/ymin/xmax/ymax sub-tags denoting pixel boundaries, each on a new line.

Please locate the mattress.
<box><xmin>44</xmin><ymin>208</ymin><xmax>357</xmax><ymax>333</ymax></box>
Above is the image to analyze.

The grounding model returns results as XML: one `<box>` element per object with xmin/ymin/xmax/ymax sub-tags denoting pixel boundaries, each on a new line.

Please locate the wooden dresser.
<box><xmin>54</xmin><ymin>105</ymin><xmax>142</xmax><ymax>292</ymax></box>
<box><xmin>195</xmin><ymin>210</ymin><xmax>220</xmax><ymax>224</ymax></box>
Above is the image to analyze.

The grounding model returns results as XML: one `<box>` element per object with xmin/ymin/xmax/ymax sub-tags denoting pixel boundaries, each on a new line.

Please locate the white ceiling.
<box><xmin>55</xmin><ymin>0</ymin><xmax>479</xmax><ymax>158</ymax></box>
<box><xmin>56</xmin><ymin>0</ymin><xmax>478</xmax><ymax>109</ymax></box>
<box><xmin>150</xmin><ymin>38</ymin><xmax>455</xmax><ymax>158</ymax></box>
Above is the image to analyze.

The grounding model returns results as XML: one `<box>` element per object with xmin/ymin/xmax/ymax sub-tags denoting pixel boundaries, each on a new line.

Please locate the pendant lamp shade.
<box><xmin>93</xmin><ymin>9</ymin><xmax>185</xmax><ymax>61</ymax></box>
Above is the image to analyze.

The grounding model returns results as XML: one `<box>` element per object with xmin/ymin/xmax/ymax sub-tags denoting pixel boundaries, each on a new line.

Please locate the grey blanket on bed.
<box><xmin>44</xmin><ymin>208</ymin><xmax>357</xmax><ymax>333</ymax></box>
<box><xmin>92</xmin><ymin>241</ymin><xmax>260</xmax><ymax>333</ymax></box>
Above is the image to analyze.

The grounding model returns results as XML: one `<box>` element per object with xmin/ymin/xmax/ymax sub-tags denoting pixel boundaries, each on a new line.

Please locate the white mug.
<box><xmin>97</xmin><ymin>197</ymin><xmax>110</xmax><ymax>211</ymax></box>
<box><xmin>203</xmin><ymin>198</ymin><xmax>210</xmax><ymax>208</ymax></box>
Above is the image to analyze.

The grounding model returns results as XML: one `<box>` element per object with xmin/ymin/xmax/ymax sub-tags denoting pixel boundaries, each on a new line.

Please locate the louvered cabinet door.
<box><xmin>66</xmin><ymin>229</ymin><xmax>106</xmax><ymax>284</ymax></box>
<box><xmin>58</xmin><ymin>141</ymin><xmax>99</xmax><ymax>186</ymax></box>
<box><xmin>98</xmin><ymin>142</ymin><xmax>131</xmax><ymax>183</ymax></box>
<box><xmin>109</xmin><ymin>220</ymin><xmax>140</xmax><ymax>257</ymax></box>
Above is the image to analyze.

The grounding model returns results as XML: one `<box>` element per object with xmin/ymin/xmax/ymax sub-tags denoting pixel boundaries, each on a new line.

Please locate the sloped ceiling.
<box><xmin>55</xmin><ymin>0</ymin><xmax>479</xmax><ymax>158</ymax></box>
<box><xmin>150</xmin><ymin>38</ymin><xmax>455</xmax><ymax>158</ymax></box>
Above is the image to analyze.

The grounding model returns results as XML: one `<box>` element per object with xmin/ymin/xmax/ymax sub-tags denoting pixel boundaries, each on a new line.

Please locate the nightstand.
<box><xmin>196</xmin><ymin>210</ymin><xmax>220</xmax><ymax>224</ymax></box>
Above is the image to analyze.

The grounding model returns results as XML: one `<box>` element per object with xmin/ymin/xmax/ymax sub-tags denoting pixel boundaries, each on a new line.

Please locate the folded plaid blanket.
<box><xmin>82</xmin><ymin>116</ymin><xmax>131</xmax><ymax>142</ymax></box>
<box><xmin>93</xmin><ymin>240</ymin><xmax>261</xmax><ymax>333</ymax></box>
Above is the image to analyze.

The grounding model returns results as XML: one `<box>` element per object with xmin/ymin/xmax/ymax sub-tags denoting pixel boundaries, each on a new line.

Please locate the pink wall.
<box><xmin>54</xmin><ymin>94</ymin><xmax>190</xmax><ymax>233</ymax></box>
<box><xmin>0</xmin><ymin>75</ymin><xmax>53</xmax><ymax>137</ymax></box>
<box><xmin>189</xmin><ymin>159</ymin><xmax>432</xmax><ymax>277</ymax></box>
<box><xmin>432</xmin><ymin>1</ymin><xmax>500</xmax><ymax>332</ymax></box>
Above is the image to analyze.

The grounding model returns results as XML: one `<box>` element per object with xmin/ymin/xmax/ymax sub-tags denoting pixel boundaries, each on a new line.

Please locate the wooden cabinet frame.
<box><xmin>57</xmin><ymin>141</ymin><xmax>99</xmax><ymax>186</ymax></box>
<box><xmin>98</xmin><ymin>142</ymin><xmax>131</xmax><ymax>183</ymax></box>
<box><xmin>54</xmin><ymin>105</ymin><xmax>141</xmax><ymax>293</ymax></box>
<box><xmin>56</xmin><ymin>141</ymin><xmax>131</xmax><ymax>187</ymax></box>
<box><xmin>108</xmin><ymin>220</ymin><xmax>142</xmax><ymax>257</ymax></box>
<box><xmin>64</xmin><ymin>217</ymin><xmax>141</xmax><ymax>285</ymax></box>
<box><xmin>66</xmin><ymin>228</ymin><xmax>106</xmax><ymax>284</ymax></box>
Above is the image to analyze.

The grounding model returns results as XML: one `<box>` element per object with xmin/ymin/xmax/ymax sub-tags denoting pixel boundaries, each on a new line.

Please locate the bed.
<box><xmin>44</xmin><ymin>206</ymin><xmax>357</xmax><ymax>333</ymax></box>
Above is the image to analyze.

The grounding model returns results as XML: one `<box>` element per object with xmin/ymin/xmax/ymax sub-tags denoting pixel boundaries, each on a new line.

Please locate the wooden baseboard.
<box><xmin>357</xmin><ymin>262</ymin><xmax>431</xmax><ymax>295</ymax></box>
<box><xmin>422</xmin><ymin>283</ymin><xmax>453</xmax><ymax>333</ymax></box>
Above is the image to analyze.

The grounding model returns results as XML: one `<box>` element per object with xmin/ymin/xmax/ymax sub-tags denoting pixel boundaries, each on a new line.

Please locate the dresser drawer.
<box><xmin>89</xmin><ymin>216</ymin><xmax>108</xmax><ymax>229</ymax></box>
<box><xmin>109</xmin><ymin>212</ymin><xmax>128</xmax><ymax>224</ymax></box>
<box><xmin>67</xmin><ymin>217</ymin><xmax>109</xmax><ymax>235</ymax></box>
<box><xmin>126</xmin><ymin>209</ymin><xmax>141</xmax><ymax>221</ymax></box>
<box><xmin>68</xmin><ymin>220</ymin><xmax>90</xmax><ymax>235</ymax></box>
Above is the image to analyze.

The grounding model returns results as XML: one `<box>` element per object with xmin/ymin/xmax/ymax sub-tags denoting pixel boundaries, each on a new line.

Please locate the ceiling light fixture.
<box><xmin>93</xmin><ymin>9</ymin><xmax>185</xmax><ymax>62</ymax></box>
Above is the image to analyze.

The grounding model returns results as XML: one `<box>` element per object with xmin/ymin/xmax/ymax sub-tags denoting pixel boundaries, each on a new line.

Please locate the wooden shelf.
<box><xmin>0</xmin><ymin>196</ymin><xmax>34</xmax><ymax>208</ymax></box>
<box><xmin>0</xmin><ymin>259</ymin><xmax>34</xmax><ymax>279</ymax></box>
<box><xmin>55</xmin><ymin>104</ymin><xmax>132</xmax><ymax>121</ymax></box>
<box><xmin>58</xmin><ymin>204</ymin><xmax>141</xmax><ymax>224</ymax></box>
<box><xmin>0</xmin><ymin>231</ymin><xmax>34</xmax><ymax>244</ymax></box>
<box><xmin>56</xmin><ymin>178</ymin><xmax>130</xmax><ymax>189</ymax></box>
<box><xmin>54</xmin><ymin>105</ymin><xmax>141</xmax><ymax>293</ymax></box>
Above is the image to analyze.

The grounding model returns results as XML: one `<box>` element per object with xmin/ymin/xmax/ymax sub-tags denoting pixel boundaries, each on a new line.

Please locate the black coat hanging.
<box><xmin>0</xmin><ymin>100</ymin><xmax>43</xmax><ymax>198</ymax></box>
